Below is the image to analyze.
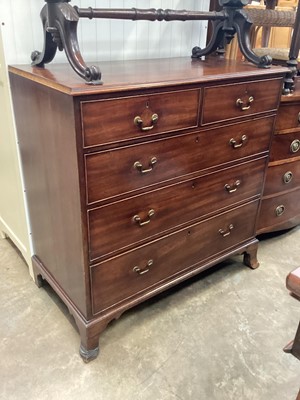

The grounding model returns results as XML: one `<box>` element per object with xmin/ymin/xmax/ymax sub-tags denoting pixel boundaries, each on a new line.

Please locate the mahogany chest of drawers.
<box><xmin>9</xmin><ymin>58</ymin><xmax>285</xmax><ymax>361</ymax></box>
<box><xmin>257</xmin><ymin>79</ymin><xmax>300</xmax><ymax>234</ymax></box>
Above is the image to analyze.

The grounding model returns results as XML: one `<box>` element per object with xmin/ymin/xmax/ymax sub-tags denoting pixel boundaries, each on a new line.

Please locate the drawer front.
<box><xmin>202</xmin><ymin>78</ymin><xmax>281</xmax><ymax>125</ymax></box>
<box><xmin>81</xmin><ymin>89</ymin><xmax>199</xmax><ymax>148</ymax></box>
<box><xmin>263</xmin><ymin>160</ymin><xmax>300</xmax><ymax>196</ymax></box>
<box><xmin>270</xmin><ymin>132</ymin><xmax>300</xmax><ymax>162</ymax></box>
<box><xmin>91</xmin><ymin>200</ymin><xmax>259</xmax><ymax>314</ymax></box>
<box><xmin>88</xmin><ymin>158</ymin><xmax>266</xmax><ymax>260</ymax></box>
<box><xmin>275</xmin><ymin>102</ymin><xmax>300</xmax><ymax>132</ymax></box>
<box><xmin>258</xmin><ymin>189</ymin><xmax>300</xmax><ymax>232</ymax></box>
<box><xmin>86</xmin><ymin>116</ymin><xmax>274</xmax><ymax>204</ymax></box>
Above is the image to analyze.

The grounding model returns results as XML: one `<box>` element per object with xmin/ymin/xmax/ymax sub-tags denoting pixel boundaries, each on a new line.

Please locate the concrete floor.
<box><xmin>1</xmin><ymin>228</ymin><xmax>300</xmax><ymax>400</ymax></box>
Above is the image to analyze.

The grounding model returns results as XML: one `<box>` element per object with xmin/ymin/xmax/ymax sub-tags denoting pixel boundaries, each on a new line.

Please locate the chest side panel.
<box><xmin>9</xmin><ymin>73</ymin><xmax>89</xmax><ymax>317</ymax></box>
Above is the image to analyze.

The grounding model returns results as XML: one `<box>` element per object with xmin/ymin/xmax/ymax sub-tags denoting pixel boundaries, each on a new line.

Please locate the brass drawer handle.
<box><xmin>290</xmin><ymin>139</ymin><xmax>300</xmax><ymax>153</ymax></box>
<box><xmin>224</xmin><ymin>179</ymin><xmax>241</xmax><ymax>193</ymax></box>
<box><xmin>275</xmin><ymin>205</ymin><xmax>285</xmax><ymax>217</ymax></box>
<box><xmin>283</xmin><ymin>171</ymin><xmax>293</xmax><ymax>184</ymax></box>
<box><xmin>298</xmin><ymin>112</ymin><xmax>300</xmax><ymax>124</ymax></box>
<box><xmin>133</xmin><ymin>209</ymin><xmax>155</xmax><ymax>227</ymax></box>
<box><xmin>134</xmin><ymin>113</ymin><xmax>158</xmax><ymax>131</ymax></box>
<box><xmin>134</xmin><ymin>157</ymin><xmax>157</xmax><ymax>174</ymax></box>
<box><xmin>219</xmin><ymin>224</ymin><xmax>234</xmax><ymax>237</ymax></box>
<box><xmin>133</xmin><ymin>259</ymin><xmax>153</xmax><ymax>275</ymax></box>
<box><xmin>236</xmin><ymin>96</ymin><xmax>254</xmax><ymax>111</ymax></box>
<box><xmin>229</xmin><ymin>134</ymin><xmax>248</xmax><ymax>149</ymax></box>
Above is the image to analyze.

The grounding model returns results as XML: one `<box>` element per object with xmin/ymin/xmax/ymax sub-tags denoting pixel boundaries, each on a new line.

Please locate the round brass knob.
<box><xmin>275</xmin><ymin>205</ymin><xmax>285</xmax><ymax>217</ymax></box>
<box><xmin>290</xmin><ymin>139</ymin><xmax>300</xmax><ymax>153</ymax></box>
<box><xmin>283</xmin><ymin>171</ymin><xmax>293</xmax><ymax>184</ymax></box>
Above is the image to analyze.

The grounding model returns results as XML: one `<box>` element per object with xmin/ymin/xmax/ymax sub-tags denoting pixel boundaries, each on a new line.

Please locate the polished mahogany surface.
<box><xmin>81</xmin><ymin>89</ymin><xmax>200</xmax><ymax>148</ymax></box>
<box><xmin>9</xmin><ymin>56</ymin><xmax>287</xmax><ymax>95</ymax></box>
<box><xmin>85</xmin><ymin>116</ymin><xmax>274</xmax><ymax>204</ymax></box>
<box><xmin>263</xmin><ymin>159</ymin><xmax>300</xmax><ymax>196</ymax></box>
<box><xmin>91</xmin><ymin>200</ymin><xmax>259</xmax><ymax>314</ymax></box>
<box><xmin>88</xmin><ymin>159</ymin><xmax>266</xmax><ymax>261</ymax></box>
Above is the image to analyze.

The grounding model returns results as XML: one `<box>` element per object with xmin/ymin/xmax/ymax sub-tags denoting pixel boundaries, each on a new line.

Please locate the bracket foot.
<box><xmin>243</xmin><ymin>242</ymin><xmax>260</xmax><ymax>269</ymax></box>
<box><xmin>79</xmin><ymin>344</ymin><xmax>100</xmax><ymax>363</ymax></box>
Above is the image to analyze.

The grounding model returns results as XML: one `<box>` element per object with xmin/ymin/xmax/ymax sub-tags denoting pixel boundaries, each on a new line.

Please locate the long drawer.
<box><xmin>81</xmin><ymin>89</ymin><xmax>200</xmax><ymax>148</ymax></box>
<box><xmin>202</xmin><ymin>78</ymin><xmax>282</xmax><ymax>125</ymax></box>
<box><xmin>263</xmin><ymin>159</ymin><xmax>300</xmax><ymax>196</ymax></box>
<box><xmin>91</xmin><ymin>200</ymin><xmax>259</xmax><ymax>314</ymax></box>
<box><xmin>257</xmin><ymin>189</ymin><xmax>300</xmax><ymax>232</ymax></box>
<box><xmin>270</xmin><ymin>131</ymin><xmax>300</xmax><ymax>162</ymax></box>
<box><xmin>88</xmin><ymin>158</ymin><xmax>266</xmax><ymax>260</ymax></box>
<box><xmin>85</xmin><ymin>116</ymin><xmax>274</xmax><ymax>204</ymax></box>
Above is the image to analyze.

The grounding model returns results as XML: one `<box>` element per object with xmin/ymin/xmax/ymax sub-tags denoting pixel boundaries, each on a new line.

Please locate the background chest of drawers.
<box><xmin>257</xmin><ymin>80</ymin><xmax>300</xmax><ymax>234</ymax></box>
<box><xmin>9</xmin><ymin>58</ymin><xmax>285</xmax><ymax>362</ymax></box>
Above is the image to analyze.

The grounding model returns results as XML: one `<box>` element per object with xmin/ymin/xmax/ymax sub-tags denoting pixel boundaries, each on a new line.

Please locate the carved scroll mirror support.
<box><xmin>32</xmin><ymin>0</ymin><xmax>273</xmax><ymax>84</ymax></box>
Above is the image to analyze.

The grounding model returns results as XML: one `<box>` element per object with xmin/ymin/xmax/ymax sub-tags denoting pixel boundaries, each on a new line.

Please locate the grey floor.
<box><xmin>1</xmin><ymin>228</ymin><xmax>300</xmax><ymax>400</ymax></box>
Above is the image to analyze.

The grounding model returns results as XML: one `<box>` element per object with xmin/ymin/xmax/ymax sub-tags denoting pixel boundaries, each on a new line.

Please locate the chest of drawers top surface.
<box><xmin>9</xmin><ymin>56</ymin><xmax>286</xmax><ymax>96</ymax></box>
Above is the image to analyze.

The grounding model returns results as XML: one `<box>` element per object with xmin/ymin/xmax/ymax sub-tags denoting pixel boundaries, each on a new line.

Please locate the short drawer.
<box><xmin>91</xmin><ymin>200</ymin><xmax>259</xmax><ymax>314</ymax></box>
<box><xmin>270</xmin><ymin>131</ymin><xmax>300</xmax><ymax>162</ymax></box>
<box><xmin>85</xmin><ymin>115</ymin><xmax>274</xmax><ymax>204</ymax></box>
<box><xmin>257</xmin><ymin>189</ymin><xmax>300</xmax><ymax>233</ymax></box>
<box><xmin>81</xmin><ymin>89</ymin><xmax>199</xmax><ymax>148</ymax></box>
<box><xmin>263</xmin><ymin>160</ymin><xmax>300</xmax><ymax>196</ymax></box>
<box><xmin>202</xmin><ymin>78</ymin><xmax>282</xmax><ymax>125</ymax></box>
<box><xmin>275</xmin><ymin>102</ymin><xmax>300</xmax><ymax>132</ymax></box>
<box><xmin>88</xmin><ymin>158</ymin><xmax>266</xmax><ymax>261</ymax></box>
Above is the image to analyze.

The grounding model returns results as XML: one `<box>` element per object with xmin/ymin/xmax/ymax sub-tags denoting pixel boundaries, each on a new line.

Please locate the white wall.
<box><xmin>0</xmin><ymin>27</ymin><xmax>32</xmax><ymax>271</ymax></box>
